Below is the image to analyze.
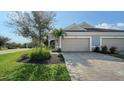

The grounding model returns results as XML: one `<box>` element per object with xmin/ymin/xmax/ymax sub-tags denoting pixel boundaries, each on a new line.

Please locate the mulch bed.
<box><xmin>17</xmin><ymin>54</ymin><xmax>65</xmax><ymax>64</ymax></box>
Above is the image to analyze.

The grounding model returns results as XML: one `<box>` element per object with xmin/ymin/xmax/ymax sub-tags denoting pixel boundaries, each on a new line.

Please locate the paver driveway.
<box><xmin>63</xmin><ymin>52</ymin><xmax>124</xmax><ymax>81</ymax></box>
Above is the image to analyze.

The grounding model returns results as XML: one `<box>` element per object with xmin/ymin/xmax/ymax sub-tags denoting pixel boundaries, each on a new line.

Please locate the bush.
<box><xmin>58</xmin><ymin>54</ymin><xmax>65</xmax><ymax>62</ymax></box>
<box><xmin>17</xmin><ymin>53</ymin><xmax>29</xmax><ymax>62</ymax></box>
<box><xmin>20</xmin><ymin>53</ymin><xmax>29</xmax><ymax>60</ymax></box>
<box><xmin>109</xmin><ymin>46</ymin><xmax>117</xmax><ymax>54</ymax></box>
<box><xmin>93</xmin><ymin>47</ymin><xmax>100</xmax><ymax>52</ymax></box>
<box><xmin>30</xmin><ymin>48</ymin><xmax>51</xmax><ymax>62</ymax></box>
<box><xmin>52</xmin><ymin>48</ymin><xmax>61</xmax><ymax>52</ymax></box>
<box><xmin>101</xmin><ymin>46</ymin><xmax>108</xmax><ymax>54</ymax></box>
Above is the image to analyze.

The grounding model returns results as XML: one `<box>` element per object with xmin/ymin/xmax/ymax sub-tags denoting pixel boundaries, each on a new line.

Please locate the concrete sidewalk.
<box><xmin>0</xmin><ymin>48</ymin><xmax>31</xmax><ymax>54</ymax></box>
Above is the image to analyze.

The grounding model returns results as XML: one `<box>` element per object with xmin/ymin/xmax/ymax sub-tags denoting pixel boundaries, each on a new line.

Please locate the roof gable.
<box><xmin>64</xmin><ymin>23</ymin><xmax>87</xmax><ymax>31</ymax></box>
<box><xmin>78</xmin><ymin>22</ymin><xmax>94</xmax><ymax>28</ymax></box>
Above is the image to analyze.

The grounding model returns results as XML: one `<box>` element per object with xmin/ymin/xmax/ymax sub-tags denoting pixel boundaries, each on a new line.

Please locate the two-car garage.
<box><xmin>61</xmin><ymin>38</ymin><xmax>91</xmax><ymax>52</ymax></box>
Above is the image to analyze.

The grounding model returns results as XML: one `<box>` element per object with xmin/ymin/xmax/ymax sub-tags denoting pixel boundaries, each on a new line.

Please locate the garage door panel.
<box><xmin>61</xmin><ymin>38</ymin><xmax>89</xmax><ymax>51</ymax></box>
<box><xmin>102</xmin><ymin>38</ymin><xmax>124</xmax><ymax>51</ymax></box>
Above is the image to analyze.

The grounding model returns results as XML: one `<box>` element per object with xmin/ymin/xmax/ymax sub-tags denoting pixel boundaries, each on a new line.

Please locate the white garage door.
<box><xmin>102</xmin><ymin>38</ymin><xmax>124</xmax><ymax>51</ymax></box>
<box><xmin>61</xmin><ymin>38</ymin><xmax>90</xmax><ymax>52</ymax></box>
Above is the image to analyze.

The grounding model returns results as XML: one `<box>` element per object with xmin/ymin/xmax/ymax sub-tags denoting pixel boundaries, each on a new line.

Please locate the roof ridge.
<box><xmin>78</xmin><ymin>22</ymin><xmax>94</xmax><ymax>28</ymax></box>
<box><xmin>64</xmin><ymin>23</ymin><xmax>87</xmax><ymax>31</ymax></box>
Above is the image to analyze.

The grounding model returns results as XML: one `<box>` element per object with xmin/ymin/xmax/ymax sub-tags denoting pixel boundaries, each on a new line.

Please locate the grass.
<box><xmin>0</xmin><ymin>50</ymin><xmax>71</xmax><ymax>81</ymax></box>
<box><xmin>111</xmin><ymin>54</ymin><xmax>124</xmax><ymax>59</ymax></box>
<box><xmin>0</xmin><ymin>47</ymin><xmax>8</xmax><ymax>51</ymax></box>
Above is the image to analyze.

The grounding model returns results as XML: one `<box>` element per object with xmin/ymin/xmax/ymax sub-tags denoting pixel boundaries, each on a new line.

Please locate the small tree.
<box><xmin>0</xmin><ymin>36</ymin><xmax>10</xmax><ymax>49</ymax></box>
<box><xmin>7</xmin><ymin>11</ymin><xmax>55</xmax><ymax>47</ymax></box>
<box><xmin>52</xmin><ymin>28</ymin><xmax>65</xmax><ymax>48</ymax></box>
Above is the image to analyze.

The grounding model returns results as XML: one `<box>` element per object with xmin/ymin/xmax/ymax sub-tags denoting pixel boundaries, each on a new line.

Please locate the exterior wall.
<box><xmin>56</xmin><ymin>31</ymin><xmax>124</xmax><ymax>51</ymax></box>
<box><xmin>48</xmin><ymin>34</ymin><xmax>55</xmax><ymax>40</ymax></box>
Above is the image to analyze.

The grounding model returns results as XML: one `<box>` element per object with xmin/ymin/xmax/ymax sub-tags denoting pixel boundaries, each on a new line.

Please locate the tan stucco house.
<box><xmin>49</xmin><ymin>22</ymin><xmax>124</xmax><ymax>52</ymax></box>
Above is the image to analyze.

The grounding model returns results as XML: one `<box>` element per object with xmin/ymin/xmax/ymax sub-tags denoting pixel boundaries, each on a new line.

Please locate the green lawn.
<box><xmin>0</xmin><ymin>50</ymin><xmax>71</xmax><ymax>81</ymax></box>
<box><xmin>111</xmin><ymin>54</ymin><xmax>124</xmax><ymax>59</ymax></box>
<box><xmin>0</xmin><ymin>47</ymin><xmax>8</xmax><ymax>51</ymax></box>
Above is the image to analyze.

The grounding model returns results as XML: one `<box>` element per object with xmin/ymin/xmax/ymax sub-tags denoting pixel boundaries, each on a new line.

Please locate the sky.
<box><xmin>0</xmin><ymin>11</ymin><xmax>124</xmax><ymax>43</ymax></box>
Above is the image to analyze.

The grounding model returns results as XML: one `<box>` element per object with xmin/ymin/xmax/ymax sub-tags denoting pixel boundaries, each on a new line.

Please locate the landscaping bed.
<box><xmin>0</xmin><ymin>50</ymin><xmax>71</xmax><ymax>81</ymax></box>
<box><xmin>93</xmin><ymin>46</ymin><xmax>124</xmax><ymax>60</ymax></box>
<box><xmin>17</xmin><ymin>48</ymin><xmax>65</xmax><ymax>64</ymax></box>
<box><xmin>17</xmin><ymin>54</ymin><xmax>65</xmax><ymax>64</ymax></box>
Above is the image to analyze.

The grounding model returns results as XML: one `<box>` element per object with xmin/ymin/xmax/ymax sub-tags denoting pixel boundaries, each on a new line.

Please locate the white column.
<box><xmin>59</xmin><ymin>36</ymin><xmax>62</xmax><ymax>48</ymax></box>
<box><xmin>90</xmin><ymin>37</ymin><xmax>92</xmax><ymax>51</ymax></box>
<box><xmin>48</xmin><ymin>40</ymin><xmax>50</xmax><ymax>47</ymax></box>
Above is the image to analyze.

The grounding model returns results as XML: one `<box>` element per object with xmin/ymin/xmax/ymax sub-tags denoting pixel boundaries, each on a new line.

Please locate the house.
<box><xmin>49</xmin><ymin>22</ymin><xmax>124</xmax><ymax>52</ymax></box>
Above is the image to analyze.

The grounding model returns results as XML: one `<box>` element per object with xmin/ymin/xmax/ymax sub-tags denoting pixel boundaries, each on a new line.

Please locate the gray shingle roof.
<box><xmin>64</xmin><ymin>23</ymin><xmax>87</xmax><ymax>31</ymax></box>
<box><xmin>64</xmin><ymin>22</ymin><xmax>124</xmax><ymax>32</ymax></box>
<box><xmin>79</xmin><ymin>22</ymin><xmax>94</xmax><ymax>28</ymax></box>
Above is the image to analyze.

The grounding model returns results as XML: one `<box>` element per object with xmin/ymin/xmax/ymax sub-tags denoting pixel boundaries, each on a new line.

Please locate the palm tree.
<box><xmin>52</xmin><ymin>28</ymin><xmax>65</xmax><ymax>48</ymax></box>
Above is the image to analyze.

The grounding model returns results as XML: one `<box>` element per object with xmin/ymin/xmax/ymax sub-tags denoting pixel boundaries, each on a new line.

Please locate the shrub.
<box><xmin>17</xmin><ymin>53</ymin><xmax>29</xmax><ymax>62</ymax></box>
<box><xmin>93</xmin><ymin>46</ymin><xmax>100</xmax><ymax>52</ymax></box>
<box><xmin>52</xmin><ymin>48</ymin><xmax>61</xmax><ymax>52</ymax></box>
<box><xmin>30</xmin><ymin>48</ymin><xmax>51</xmax><ymax>62</ymax></box>
<box><xmin>20</xmin><ymin>53</ymin><xmax>29</xmax><ymax>60</ymax></box>
<box><xmin>58</xmin><ymin>54</ymin><xmax>65</xmax><ymax>62</ymax></box>
<box><xmin>101</xmin><ymin>46</ymin><xmax>108</xmax><ymax>54</ymax></box>
<box><xmin>109</xmin><ymin>46</ymin><xmax>117</xmax><ymax>54</ymax></box>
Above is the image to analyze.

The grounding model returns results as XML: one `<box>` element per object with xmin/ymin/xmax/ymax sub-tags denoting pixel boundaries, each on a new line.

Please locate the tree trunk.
<box><xmin>39</xmin><ymin>30</ymin><xmax>42</xmax><ymax>47</ymax></box>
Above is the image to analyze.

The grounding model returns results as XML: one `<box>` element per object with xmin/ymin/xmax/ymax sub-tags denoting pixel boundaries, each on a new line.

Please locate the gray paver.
<box><xmin>63</xmin><ymin>52</ymin><xmax>124</xmax><ymax>81</ymax></box>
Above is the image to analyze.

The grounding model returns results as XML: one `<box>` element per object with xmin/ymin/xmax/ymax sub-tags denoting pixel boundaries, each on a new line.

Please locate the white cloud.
<box><xmin>95</xmin><ymin>22</ymin><xmax>124</xmax><ymax>29</ymax></box>
<box><xmin>95</xmin><ymin>23</ymin><xmax>112</xmax><ymax>29</ymax></box>
<box><xmin>116</xmin><ymin>23</ymin><xmax>124</xmax><ymax>27</ymax></box>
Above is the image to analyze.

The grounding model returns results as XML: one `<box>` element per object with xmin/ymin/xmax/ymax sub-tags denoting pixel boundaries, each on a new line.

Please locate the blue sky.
<box><xmin>0</xmin><ymin>11</ymin><xmax>124</xmax><ymax>43</ymax></box>
<box><xmin>55</xmin><ymin>11</ymin><xmax>124</xmax><ymax>29</ymax></box>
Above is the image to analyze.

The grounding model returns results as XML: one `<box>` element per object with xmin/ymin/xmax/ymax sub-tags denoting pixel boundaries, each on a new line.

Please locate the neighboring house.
<box><xmin>49</xmin><ymin>22</ymin><xmax>124</xmax><ymax>52</ymax></box>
